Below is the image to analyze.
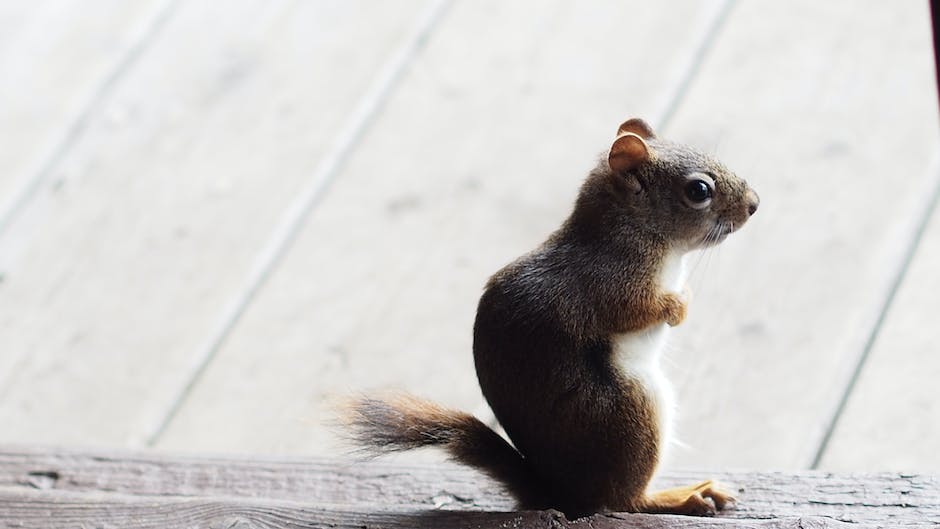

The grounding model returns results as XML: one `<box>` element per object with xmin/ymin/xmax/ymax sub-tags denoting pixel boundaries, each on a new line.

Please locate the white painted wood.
<box><xmin>154</xmin><ymin>0</ymin><xmax>740</xmax><ymax>455</ymax></box>
<box><xmin>660</xmin><ymin>0</ymin><xmax>940</xmax><ymax>469</ymax></box>
<box><xmin>4</xmin><ymin>0</ymin><xmax>936</xmax><ymax>475</ymax></box>
<box><xmin>0</xmin><ymin>0</ymin><xmax>169</xmax><ymax>228</ymax></box>
<box><xmin>0</xmin><ymin>0</ymin><xmax>429</xmax><ymax>446</ymax></box>
<box><xmin>161</xmin><ymin>0</ymin><xmax>940</xmax><ymax>469</ymax></box>
<box><xmin>819</xmin><ymin>189</ymin><xmax>940</xmax><ymax>472</ymax></box>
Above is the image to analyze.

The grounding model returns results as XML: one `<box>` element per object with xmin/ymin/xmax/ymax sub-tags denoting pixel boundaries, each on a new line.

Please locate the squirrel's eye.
<box><xmin>685</xmin><ymin>180</ymin><xmax>712</xmax><ymax>204</ymax></box>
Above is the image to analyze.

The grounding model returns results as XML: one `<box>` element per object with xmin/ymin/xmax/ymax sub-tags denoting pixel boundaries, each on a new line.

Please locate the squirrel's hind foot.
<box><xmin>640</xmin><ymin>480</ymin><xmax>735</xmax><ymax>516</ymax></box>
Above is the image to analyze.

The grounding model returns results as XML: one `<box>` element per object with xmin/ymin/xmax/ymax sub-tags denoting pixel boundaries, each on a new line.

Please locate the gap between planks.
<box><xmin>143</xmin><ymin>0</ymin><xmax>454</xmax><ymax>446</ymax></box>
<box><xmin>653</xmin><ymin>0</ymin><xmax>737</xmax><ymax>131</ymax></box>
<box><xmin>0</xmin><ymin>0</ymin><xmax>182</xmax><ymax>240</ymax></box>
<box><xmin>810</xmin><ymin>151</ymin><xmax>940</xmax><ymax>469</ymax></box>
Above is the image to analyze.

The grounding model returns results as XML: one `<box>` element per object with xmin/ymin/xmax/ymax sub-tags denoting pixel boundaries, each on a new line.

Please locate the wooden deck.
<box><xmin>0</xmin><ymin>0</ymin><xmax>938</xmax><ymax>484</ymax></box>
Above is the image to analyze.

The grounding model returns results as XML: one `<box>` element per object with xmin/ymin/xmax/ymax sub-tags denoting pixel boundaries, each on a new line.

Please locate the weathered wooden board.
<box><xmin>819</xmin><ymin>186</ymin><xmax>940</xmax><ymax>472</ymax></box>
<box><xmin>0</xmin><ymin>0</ymin><xmax>430</xmax><ymax>446</ymax></box>
<box><xmin>154</xmin><ymin>0</ymin><xmax>736</xmax><ymax>454</ymax></box>
<box><xmin>654</xmin><ymin>0</ymin><xmax>940</xmax><ymax>469</ymax></box>
<box><xmin>0</xmin><ymin>448</ymin><xmax>937</xmax><ymax>526</ymax></box>
<box><xmin>0</xmin><ymin>0</ymin><xmax>168</xmax><ymax>230</ymax></box>
<box><xmin>0</xmin><ymin>489</ymin><xmax>894</xmax><ymax>529</ymax></box>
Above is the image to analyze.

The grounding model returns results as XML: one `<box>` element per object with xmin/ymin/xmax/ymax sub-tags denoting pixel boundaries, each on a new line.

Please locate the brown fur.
<box><xmin>342</xmin><ymin>118</ymin><xmax>758</xmax><ymax>518</ymax></box>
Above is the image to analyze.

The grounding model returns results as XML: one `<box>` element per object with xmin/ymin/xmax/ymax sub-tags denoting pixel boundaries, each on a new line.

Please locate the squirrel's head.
<box><xmin>590</xmin><ymin>117</ymin><xmax>759</xmax><ymax>251</ymax></box>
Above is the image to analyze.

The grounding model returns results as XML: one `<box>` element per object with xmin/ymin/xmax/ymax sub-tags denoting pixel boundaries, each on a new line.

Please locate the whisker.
<box><xmin>700</xmin><ymin>221</ymin><xmax>723</xmax><ymax>278</ymax></box>
<box><xmin>689</xmin><ymin>222</ymin><xmax>719</xmax><ymax>278</ymax></box>
<box><xmin>689</xmin><ymin>249</ymin><xmax>708</xmax><ymax>279</ymax></box>
<box><xmin>706</xmin><ymin>221</ymin><xmax>720</xmax><ymax>246</ymax></box>
<box><xmin>689</xmin><ymin>221</ymin><xmax>722</xmax><ymax>288</ymax></box>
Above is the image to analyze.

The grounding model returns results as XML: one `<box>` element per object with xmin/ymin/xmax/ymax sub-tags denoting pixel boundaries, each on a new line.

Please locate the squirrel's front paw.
<box><xmin>661</xmin><ymin>292</ymin><xmax>688</xmax><ymax>327</ymax></box>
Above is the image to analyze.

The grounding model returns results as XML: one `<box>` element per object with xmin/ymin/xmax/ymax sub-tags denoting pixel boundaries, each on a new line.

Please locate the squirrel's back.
<box><xmin>472</xmin><ymin>240</ymin><xmax>667</xmax><ymax>515</ymax></box>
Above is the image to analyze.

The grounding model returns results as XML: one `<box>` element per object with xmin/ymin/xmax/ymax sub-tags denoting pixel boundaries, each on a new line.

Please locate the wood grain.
<box><xmin>0</xmin><ymin>0</ymin><xmax>429</xmax><ymax>446</ymax></box>
<box><xmin>819</xmin><ymin>185</ymin><xmax>940</xmax><ymax>472</ymax></box>
<box><xmin>0</xmin><ymin>448</ymin><xmax>937</xmax><ymax>525</ymax></box>
<box><xmin>154</xmin><ymin>0</ymin><xmax>735</xmax><ymax>455</ymax></box>
<box><xmin>0</xmin><ymin>488</ymin><xmax>895</xmax><ymax>529</ymax></box>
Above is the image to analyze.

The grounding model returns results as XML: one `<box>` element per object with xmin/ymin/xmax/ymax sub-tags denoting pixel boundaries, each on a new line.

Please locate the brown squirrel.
<box><xmin>343</xmin><ymin>118</ymin><xmax>759</xmax><ymax>518</ymax></box>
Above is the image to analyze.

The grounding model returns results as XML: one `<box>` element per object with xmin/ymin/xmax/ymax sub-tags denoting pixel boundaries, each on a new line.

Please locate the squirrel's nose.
<box><xmin>746</xmin><ymin>189</ymin><xmax>759</xmax><ymax>216</ymax></box>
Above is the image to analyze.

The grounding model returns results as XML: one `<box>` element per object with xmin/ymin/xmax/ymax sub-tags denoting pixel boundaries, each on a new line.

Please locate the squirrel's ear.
<box><xmin>608</xmin><ymin>132</ymin><xmax>650</xmax><ymax>174</ymax></box>
<box><xmin>616</xmin><ymin>118</ymin><xmax>656</xmax><ymax>140</ymax></box>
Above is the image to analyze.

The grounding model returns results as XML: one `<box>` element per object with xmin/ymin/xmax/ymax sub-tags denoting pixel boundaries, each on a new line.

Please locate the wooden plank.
<box><xmin>0</xmin><ymin>0</ymin><xmax>170</xmax><ymax>232</ymax></box>
<box><xmin>0</xmin><ymin>447</ymin><xmax>514</xmax><ymax>510</ymax></box>
<box><xmin>652</xmin><ymin>0</ymin><xmax>940</xmax><ymax>469</ymax></box>
<box><xmin>0</xmin><ymin>448</ymin><xmax>937</xmax><ymax>526</ymax></box>
<box><xmin>0</xmin><ymin>489</ymin><xmax>889</xmax><ymax>529</ymax></box>
<box><xmin>154</xmin><ymin>0</ymin><xmax>736</xmax><ymax>454</ymax></box>
<box><xmin>0</xmin><ymin>0</ymin><xmax>430</xmax><ymax>446</ymax></box>
<box><xmin>818</xmin><ymin>188</ymin><xmax>940</xmax><ymax>472</ymax></box>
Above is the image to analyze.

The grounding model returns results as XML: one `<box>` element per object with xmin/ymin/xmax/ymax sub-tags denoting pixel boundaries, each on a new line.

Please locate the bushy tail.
<box><xmin>341</xmin><ymin>394</ymin><xmax>545</xmax><ymax>508</ymax></box>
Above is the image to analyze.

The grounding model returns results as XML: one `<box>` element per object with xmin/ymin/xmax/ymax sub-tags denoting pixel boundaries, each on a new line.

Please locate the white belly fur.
<box><xmin>611</xmin><ymin>250</ymin><xmax>686</xmax><ymax>467</ymax></box>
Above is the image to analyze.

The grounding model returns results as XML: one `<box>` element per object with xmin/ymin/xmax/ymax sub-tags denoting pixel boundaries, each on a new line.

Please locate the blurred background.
<box><xmin>0</xmin><ymin>0</ymin><xmax>937</xmax><ymax>474</ymax></box>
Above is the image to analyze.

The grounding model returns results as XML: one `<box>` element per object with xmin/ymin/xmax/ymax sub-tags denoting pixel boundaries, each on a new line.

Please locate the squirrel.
<box><xmin>342</xmin><ymin>118</ymin><xmax>760</xmax><ymax>518</ymax></box>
